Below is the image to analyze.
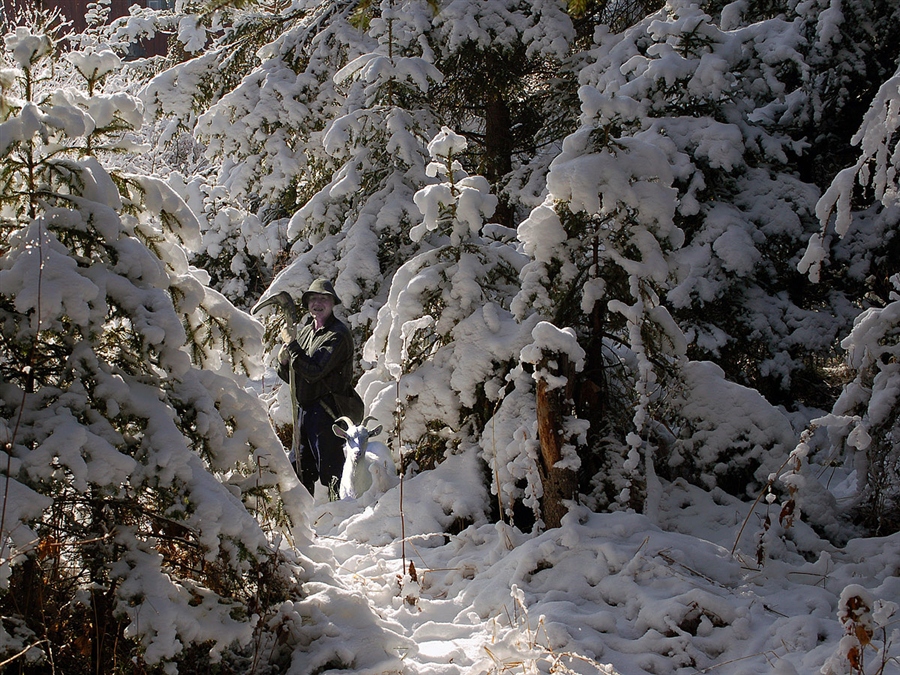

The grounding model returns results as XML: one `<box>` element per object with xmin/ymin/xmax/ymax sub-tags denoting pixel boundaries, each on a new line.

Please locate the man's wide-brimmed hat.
<box><xmin>301</xmin><ymin>278</ymin><xmax>342</xmax><ymax>307</ymax></box>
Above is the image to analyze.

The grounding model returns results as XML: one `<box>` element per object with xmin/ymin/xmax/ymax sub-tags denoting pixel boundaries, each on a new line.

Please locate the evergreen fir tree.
<box><xmin>503</xmin><ymin>0</ymin><xmax>841</xmax><ymax>514</ymax></box>
<box><xmin>359</xmin><ymin>126</ymin><xmax>530</xmax><ymax>475</ymax></box>
<box><xmin>509</xmin><ymin>67</ymin><xmax>687</xmax><ymax>515</ymax></box>
<box><xmin>0</xmin><ymin>21</ymin><xmax>308</xmax><ymax>670</ymax></box>
<box><xmin>268</xmin><ymin>0</ymin><xmax>445</xmax><ymax>317</ymax></box>
<box><xmin>800</xmin><ymin>54</ymin><xmax>900</xmax><ymax>534</ymax></box>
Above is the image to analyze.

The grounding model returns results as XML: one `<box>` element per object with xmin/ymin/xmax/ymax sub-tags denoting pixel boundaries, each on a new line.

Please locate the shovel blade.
<box><xmin>252</xmin><ymin>291</ymin><xmax>298</xmax><ymax>331</ymax></box>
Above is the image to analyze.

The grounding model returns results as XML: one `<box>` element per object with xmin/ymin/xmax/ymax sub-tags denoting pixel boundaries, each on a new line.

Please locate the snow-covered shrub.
<box><xmin>821</xmin><ymin>584</ymin><xmax>899</xmax><ymax>675</ymax></box>
<box><xmin>668</xmin><ymin>361</ymin><xmax>796</xmax><ymax>497</ymax></box>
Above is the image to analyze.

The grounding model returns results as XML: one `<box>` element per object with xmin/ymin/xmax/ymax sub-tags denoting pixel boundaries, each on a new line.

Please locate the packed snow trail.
<box><xmin>306</xmin><ymin>457</ymin><xmax>514</xmax><ymax>675</ymax></box>
<box><xmin>309</xmin><ymin>493</ymin><xmax>622</xmax><ymax>675</ymax></box>
<box><xmin>309</xmin><ymin>527</ymin><xmax>491</xmax><ymax>675</ymax></box>
<box><xmin>297</xmin><ymin>449</ymin><xmax>900</xmax><ymax>675</ymax></box>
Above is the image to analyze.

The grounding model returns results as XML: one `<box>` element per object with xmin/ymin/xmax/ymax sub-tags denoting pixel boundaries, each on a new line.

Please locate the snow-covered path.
<box><xmin>321</xmin><ymin>535</ymin><xmax>492</xmax><ymax>673</ymax></box>
<box><xmin>310</xmin><ymin>493</ymin><xmax>504</xmax><ymax>675</ymax></box>
<box><xmin>300</xmin><ymin>453</ymin><xmax>900</xmax><ymax>675</ymax></box>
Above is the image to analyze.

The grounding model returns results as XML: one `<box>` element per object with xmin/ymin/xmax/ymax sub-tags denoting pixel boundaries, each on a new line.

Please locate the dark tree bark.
<box><xmin>483</xmin><ymin>87</ymin><xmax>515</xmax><ymax>229</ymax></box>
<box><xmin>535</xmin><ymin>354</ymin><xmax>579</xmax><ymax>529</ymax></box>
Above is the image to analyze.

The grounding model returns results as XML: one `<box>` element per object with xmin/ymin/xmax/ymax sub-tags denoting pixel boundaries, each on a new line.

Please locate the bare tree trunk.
<box><xmin>576</xmin><ymin>298</ymin><xmax>607</xmax><ymax>482</ymax></box>
<box><xmin>536</xmin><ymin>354</ymin><xmax>578</xmax><ymax>529</ymax></box>
<box><xmin>483</xmin><ymin>87</ymin><xmax>515</xmax><ymax>229</ymax></box>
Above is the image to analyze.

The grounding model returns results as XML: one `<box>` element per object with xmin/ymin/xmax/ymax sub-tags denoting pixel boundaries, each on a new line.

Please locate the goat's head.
<box><xmin>332</xmin><ymin>416</ymin><xmax>383</xmax><ymax>453</ymax></box>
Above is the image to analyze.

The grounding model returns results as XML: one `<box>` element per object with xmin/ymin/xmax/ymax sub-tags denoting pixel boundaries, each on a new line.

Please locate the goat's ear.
<box><xmin>332</xmin><ymin>416</ymin><xmax>352</xmax><ymax>439</ymax></box>
<box><xmin>361</xmin><ymin>416</ymin><xmax>382</xmax><ymax>437</ymax></box>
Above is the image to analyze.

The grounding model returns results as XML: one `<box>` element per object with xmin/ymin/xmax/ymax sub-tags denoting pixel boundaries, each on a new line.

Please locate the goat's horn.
<box><xmin>362</xmin><ymin>416</ymin><xmax>378</xmax><ymax>428</ymax></box>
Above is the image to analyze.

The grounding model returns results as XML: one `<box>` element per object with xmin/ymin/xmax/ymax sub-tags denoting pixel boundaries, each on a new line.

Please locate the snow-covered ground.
<box><xmin>297</xmin><ymin>447</ymin><xmax>900</xmax><ymax>675</ymax></box>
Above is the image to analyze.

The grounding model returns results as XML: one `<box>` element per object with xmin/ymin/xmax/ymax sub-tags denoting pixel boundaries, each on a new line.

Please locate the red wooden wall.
<box><xmin>3</xmin><ymin>0</ymin><xmax>171</xmax><ymax>57</ymax></box>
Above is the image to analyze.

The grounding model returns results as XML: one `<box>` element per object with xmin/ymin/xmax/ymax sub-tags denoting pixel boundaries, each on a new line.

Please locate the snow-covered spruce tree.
<box><xmin>159</xmin><ymin>0</ymin><xmax>657</xmax><ymax>322</ymax></box>
<box><xmin>429</xmin><ymin>0</ymin><xmax>666</xmax><ymax>229</ymax></box>
<box><xmin>793</xmin><ymin>0</ymin><xmax>900</xmax><ymax>191</ymax></box>
<box><xmin>72</xmin><ymin>0</ymin><xmax>281</xmax><ymax>313</ymax></box>
<box><xmin>585</xmin><ymin>1</ymin><xmax>849</xmax><ymax>409</ymax></box>
<box><xmin>149</xmin><ymin>1</ymin><xmax>440</xmax><ymax>333</ymax></box>
<box><xmin>101</xmin><ymin>1</ymin><xmax>285</xmax><ymax>314</ymax></box>
<box><xmin>505</xmin><ymin>67</ymin><xmax>687</xmax><ymax>517</ymax></box>
<box><xmin>515</xmin><ymin>4</ymin><xmax>807</xmax><ymax>417</ymax></box>
<box><xmin>112</xmin><ymin>1</ymin><xmax>294</xmax><ymax>309</ymax></box>
<box><xmin>151</xmin><ymin>0</ymin><xmax>651</xmax><ymax>338</ymax></box>
<box><xmin>359</xmin><ymin>127</ymin><xmax>532</xmax><ymax>495</ymax></box>
<box><xmin>426</xmin><ymin>0</ymin><xmax>581</xmax><ymax>228</ymax></box>
<box><xmin>497</xmin><ymin>0</ymin><xmax>832</xmax><ymax>519</ymax></box>
<box><xmin>174</xmin><ymin>171</ymin><xmax>289</xmax><ymax>308</ymax></box>
<box><xmin>263</xmin><ymin>0</ymin><xmax>445</xmax><ymax>319</ymax></box>
<box><xmin>146</xmin><ymin>0</ymin><xmax>371</xmax><ymax>223</ymax></box>
<box><xmin>0</xmin><ymin>24</ymin><xmax>309</xmax><ymax>671</ymax></box>
<box><xmin>596</xmin><ymin>2</ymin><xmax>837</xmax><ymax>497</ymax></box>
<box><xmin>799</xmin><ymin>58</ymin><xmax>900</xmax><ymax>535</ymax></box>
<box><xmin>140</xmin><ymin>0</ymin><xmax>296</xmax><ymax>140</ymax></box>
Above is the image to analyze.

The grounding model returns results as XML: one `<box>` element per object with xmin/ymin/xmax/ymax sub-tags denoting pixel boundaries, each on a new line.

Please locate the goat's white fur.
<box><xmin>333</xmin><ymin>416</ymin><xmax>397</xmax><ymax>501</ymax></box>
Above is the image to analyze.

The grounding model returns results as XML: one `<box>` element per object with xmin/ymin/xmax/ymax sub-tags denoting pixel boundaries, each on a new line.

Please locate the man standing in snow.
<box><xmin>278</xmin><ymin>278</ymin><xmax>361</xmax><ymax>498</ymax></box>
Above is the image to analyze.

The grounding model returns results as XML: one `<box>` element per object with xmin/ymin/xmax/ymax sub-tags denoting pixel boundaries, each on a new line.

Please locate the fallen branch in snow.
<box><xmin>657</xmin><ymin>548</ymin><xmax>721</xmax><ymax>587</ymax></box>
<box><xmin>0</xmin><ymin>639</ymin><xmax>50</xmax><ymax>670</ymax></box>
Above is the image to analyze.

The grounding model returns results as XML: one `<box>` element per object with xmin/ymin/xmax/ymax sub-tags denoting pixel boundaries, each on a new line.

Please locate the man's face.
<box><xmin>307</xmin><ymin>293</ymin><xmax>335</xmax><ymax>321</ymax></box>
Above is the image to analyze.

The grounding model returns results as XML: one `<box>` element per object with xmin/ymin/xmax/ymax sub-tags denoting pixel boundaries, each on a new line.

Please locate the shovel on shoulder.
<box><xmin>252</xmin><ymin>291</ymin><xmax>304</xmax><ymax>481</ymax></box>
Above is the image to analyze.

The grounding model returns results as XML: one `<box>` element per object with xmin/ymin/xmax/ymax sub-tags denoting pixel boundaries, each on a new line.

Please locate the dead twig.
<box><xmin>0</xmin><ymin>639</ymin><xmax>50</xmax><ymax>669</ymax></box>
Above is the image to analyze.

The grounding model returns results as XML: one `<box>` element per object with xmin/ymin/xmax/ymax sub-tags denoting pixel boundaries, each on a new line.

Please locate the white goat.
<box><xmin>333</xmin><ymin>416</ymin><xmax>398</xmax><ymax>501</ymax></box>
